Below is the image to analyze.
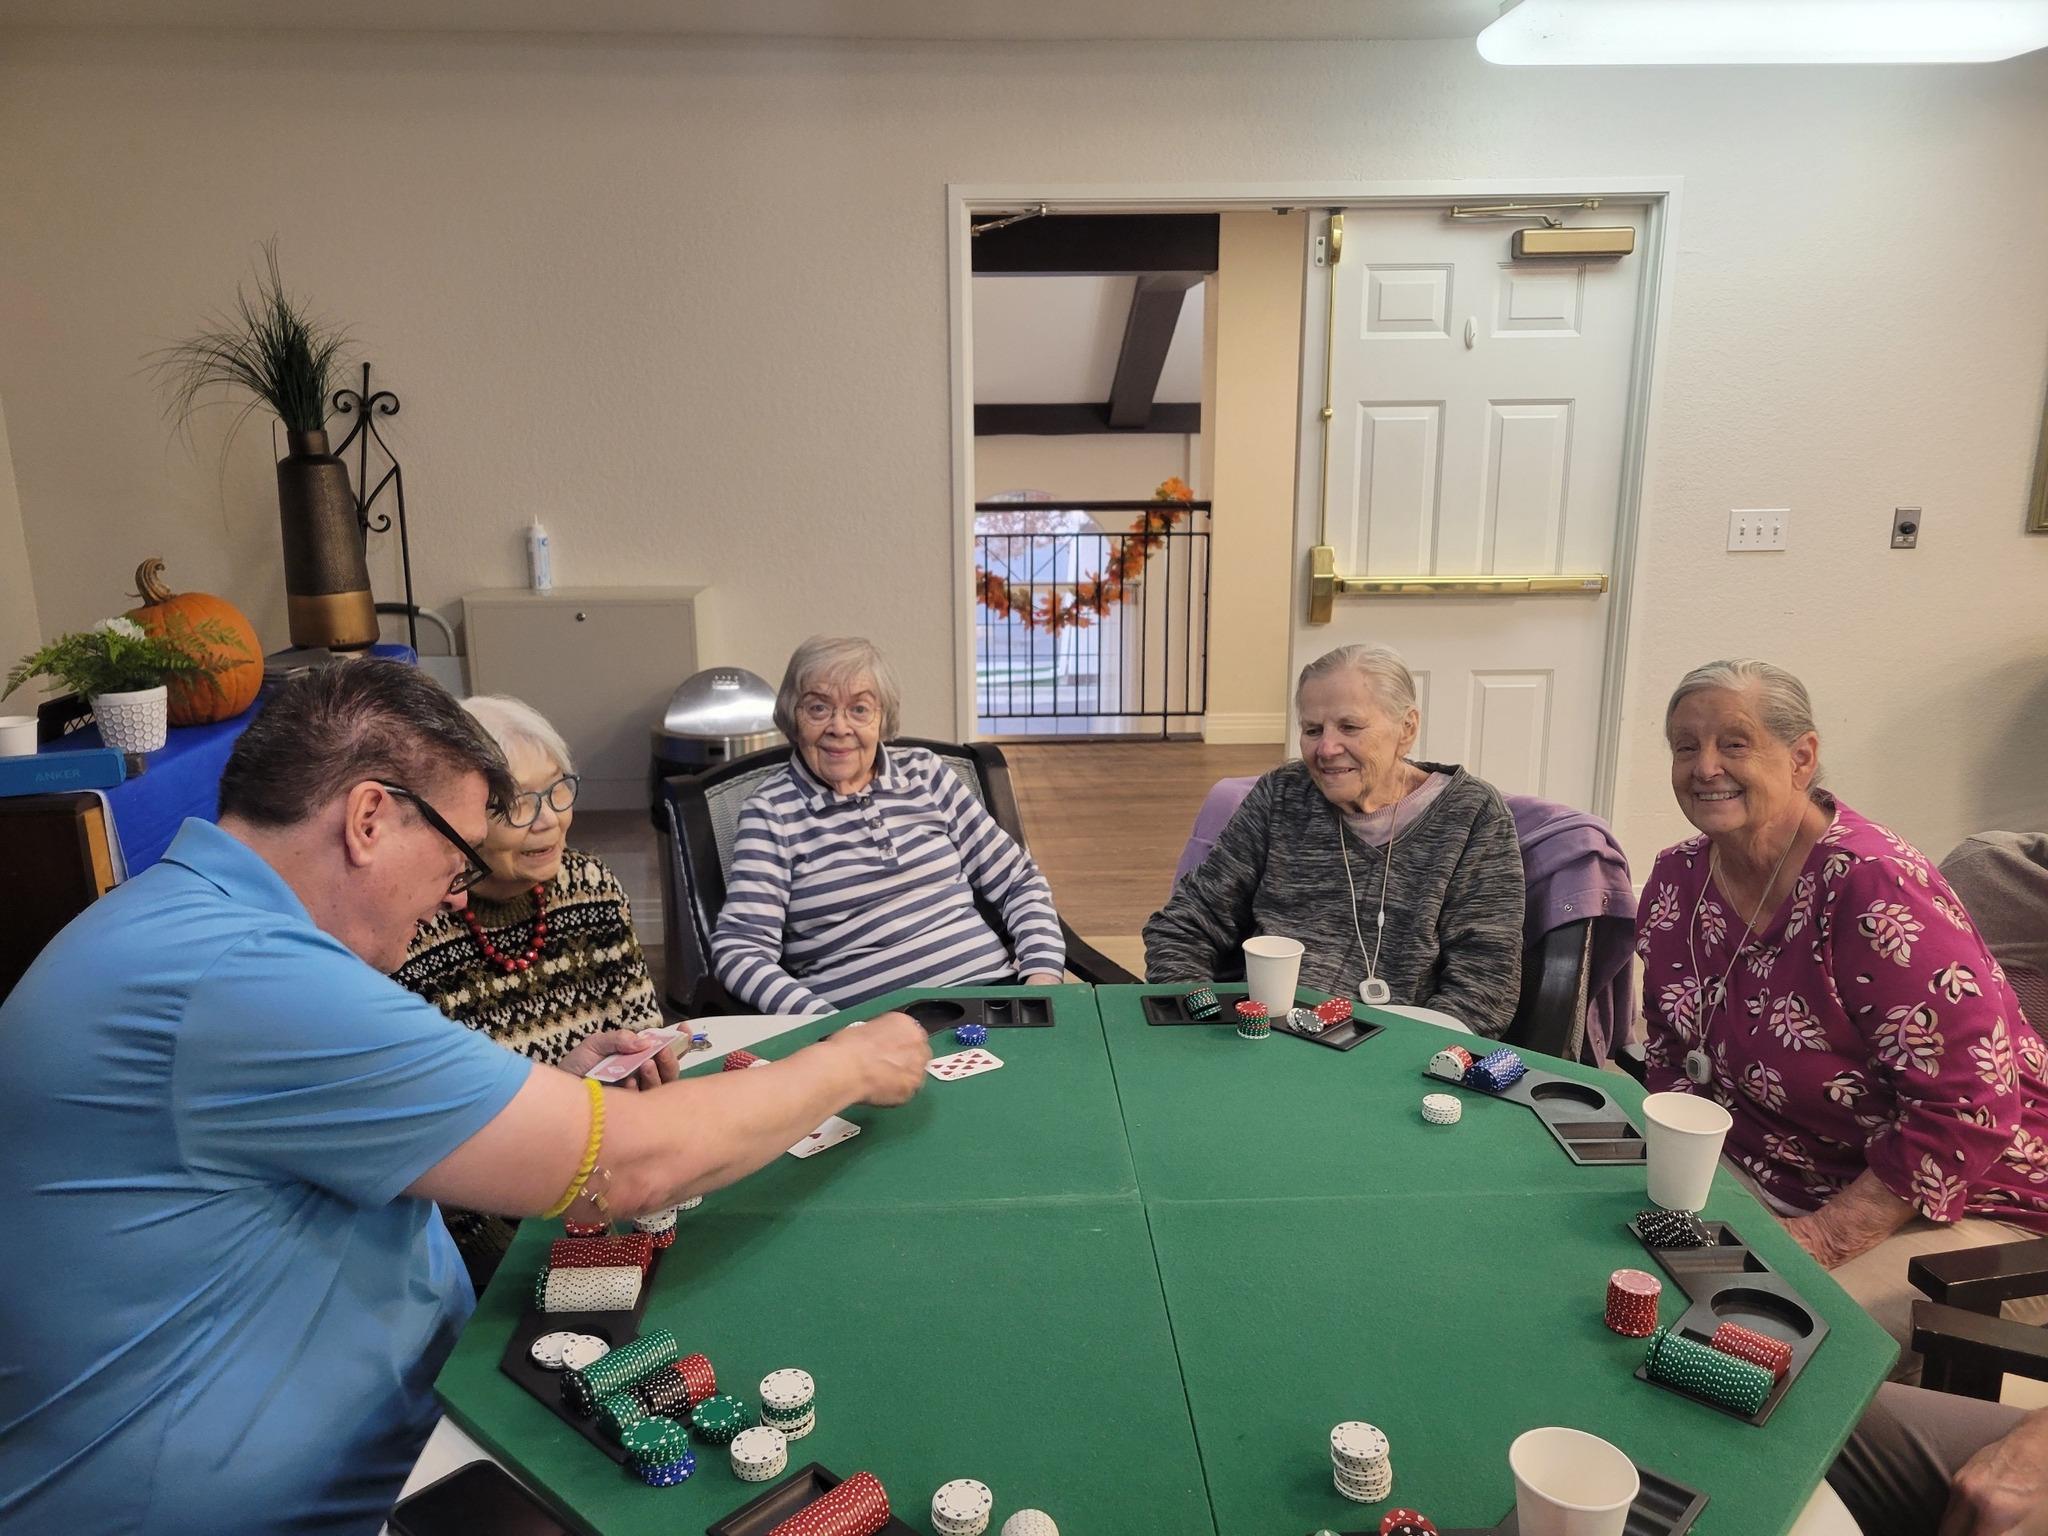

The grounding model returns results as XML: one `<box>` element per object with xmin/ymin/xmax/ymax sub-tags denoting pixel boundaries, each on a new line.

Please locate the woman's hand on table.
<box><xmin>1024</xmin><ymin>971</ymin><xmax>1064</xmax><ymax>987</ymax></box>
<box><xmin>1939</xmin><ymin>1407</ymin><xmax>2048</xmax><ymax>1536</ymax></box>
<box><xmin>1783</xmin><ymin>1170</ymin><xmax>1915</xmax><ymax>1269</ymax></box>
<box><xmin>559</xmin><ymin>1029</ymin><xmax>680</xmax><ymax>1091</ymax></box>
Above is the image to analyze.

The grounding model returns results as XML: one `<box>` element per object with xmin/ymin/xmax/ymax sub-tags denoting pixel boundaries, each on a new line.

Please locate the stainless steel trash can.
<box><xmin>650</xmin><ymin>666</ymin><xmax>782</xmax><ymax>796</ymax></box>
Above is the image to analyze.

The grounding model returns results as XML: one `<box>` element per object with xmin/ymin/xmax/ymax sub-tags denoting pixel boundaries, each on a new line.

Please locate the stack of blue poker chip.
<box><xmin>955</xmin><ymin>1023</ymin><xmax>990</xmax><ymax>1048</ymax></box>
<box><xmin>1463</xmin><ymin>1047</ymin><xmax>1527</xmax><ymax>1092</ymax></box>
<box><xmin>638</xmin><ymin>1449</ymin><xmax>697</xmax><ymax>1487</ymax></box>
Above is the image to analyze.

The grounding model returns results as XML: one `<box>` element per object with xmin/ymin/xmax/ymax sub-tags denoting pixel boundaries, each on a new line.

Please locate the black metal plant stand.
<box><xmin>329</xmin><ymin>362</ymin><xmax>417</xmax><ymax>653</ymax></box>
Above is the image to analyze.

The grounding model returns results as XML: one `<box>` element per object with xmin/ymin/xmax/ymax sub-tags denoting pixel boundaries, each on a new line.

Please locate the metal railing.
<box><xmin>972</xmin><ymin>499</ymin><xmax>1211</xmax><ymax>739</ymax></box>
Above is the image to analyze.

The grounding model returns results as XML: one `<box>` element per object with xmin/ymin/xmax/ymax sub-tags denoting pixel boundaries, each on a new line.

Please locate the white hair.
<box><xmin>773</xmin><ymin>636</ymin><xmax>903</xmax><ymax>740</ymax></box>
<box><xmin>1664</xmin><ymin>658</ymin><xmax>1825</xmax><ymax>792</ymax></box>
<box><xmin>1295</xmin><ymin>643</ymin><xmax>1418</xmax><ymax>721</ymax></box>
<box><xmin>460</xmin><ymin>694</ymin><xmax>574</xmax><ymax>777</ymax></box>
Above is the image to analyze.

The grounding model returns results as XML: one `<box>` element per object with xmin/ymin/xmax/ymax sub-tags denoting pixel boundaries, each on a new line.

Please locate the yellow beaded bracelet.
<box><xmin>542</xmin><ymin>1076</ymin><xmax>607</xmax><ymax>1219</ymax></box>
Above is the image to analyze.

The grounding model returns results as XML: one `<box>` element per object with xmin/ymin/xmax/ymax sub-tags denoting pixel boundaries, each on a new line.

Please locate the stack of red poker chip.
<box><xmin>672</xmin><ymin>1352</ymin><xmax>718</xmax><ymax>1407</ymax></box>
<box><xmin>1380</xmin><ymin>1512</ymin><xmax>1440</xmax><ymax>1536</ymax></box>
<box><xmin>724</xmin><ymin>1050</ymin><xmax>768</xmax><ymax>1072</ymax></box>
<box><xmin>764</xmin><ymin>1470</ymin><xmax>890</xmax><ymax>1536</ymax></box>
<box><xmin>1708</xmin><ymin>1322</ymin><xmax>1793</xmax><ymax>1381</ymax></box>
<box><xmin>563</xmin><ymin>1220</ymin><xmax>609</xmax><ymax>1238</ymax></box>
<box><xmin>549</xmin><ymin>1233</ymin><xmax>654</xmax><ymax>1273</ymax></box>
<box><xmin>1604</xmin><ymin>1268</ymin><xmax>1662</xmax><ymax>1337</ymax></box>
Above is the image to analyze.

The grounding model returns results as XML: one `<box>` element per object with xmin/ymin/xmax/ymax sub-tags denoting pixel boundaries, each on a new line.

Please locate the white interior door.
<box><xmin>1291</xmin><ymin>203</ymin><xmax>1651</xmax><ymax>810</ymax></box>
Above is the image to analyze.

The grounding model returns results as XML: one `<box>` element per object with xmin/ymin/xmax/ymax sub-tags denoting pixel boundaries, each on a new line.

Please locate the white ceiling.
<box><xmin>0</xmin><ymin>0</ymin><xmax>1498</xmax><ymax>37</ymax></box>
<box><xmin>973</xmin><ymin>276</ymin><xmax>1205</xmax><ymax>408</ymax></box>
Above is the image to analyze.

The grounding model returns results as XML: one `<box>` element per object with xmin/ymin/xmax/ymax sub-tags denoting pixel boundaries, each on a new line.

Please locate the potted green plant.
<box><xmin>150</xmin><ymin>241</ymin><xmax>378</xmax><ymax>653</ymax></box>
<box><xmin>5</xmin><ymin>616</ymin><xmax>237</xmax><ymax>754</ymax></box>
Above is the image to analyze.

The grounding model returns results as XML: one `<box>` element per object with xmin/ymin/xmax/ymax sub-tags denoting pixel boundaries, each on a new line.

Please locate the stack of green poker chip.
<box><xmin>1185</xmin><ymin>986</ymin><xmax>1219</xmax><ymax>1019</ymax></box>
<box><xmin>597</xmin><ymin>1389</ymin><xmax>650</xmax><ymax>1441</ymax></box>
<box><xmin>562</xmin><ymin>1328</ymin><xmax>679</xmax><ymax>1417</ymax></box>
<box><xmin>689</xmin><ymin>1393</ymin><xmax>753</xmax><ymax>1446</ymax></box>
<box><xmin>619</xmin><ymin>1415</ymin><xmax>692</xmax><ymax>1471</ymax></box>
<box><xmin>1642</xmin><ymin>1327</ymin><xmax>1773</xmax><ymax>1417</ymax></box>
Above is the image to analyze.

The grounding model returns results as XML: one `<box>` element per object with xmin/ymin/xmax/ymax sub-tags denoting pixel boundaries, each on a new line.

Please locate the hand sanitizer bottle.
<box><xmin>527</xmin><ymin>518</ymin><xmax>553</xmax><ymax>594</ymax></box>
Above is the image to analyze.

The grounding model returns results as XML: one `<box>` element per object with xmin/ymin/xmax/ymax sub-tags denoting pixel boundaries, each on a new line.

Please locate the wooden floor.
<box><xmin>1001</xmin><ymin>740</ymin><xmax>1283</xmax><ymax>967</ymax></box>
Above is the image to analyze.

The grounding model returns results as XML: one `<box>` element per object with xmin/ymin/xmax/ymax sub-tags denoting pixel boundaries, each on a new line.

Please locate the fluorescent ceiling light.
<box><xmin>1478</xmin><ymin>0</ymin><xmax>2048</xmax><ymax>65</ymax></box>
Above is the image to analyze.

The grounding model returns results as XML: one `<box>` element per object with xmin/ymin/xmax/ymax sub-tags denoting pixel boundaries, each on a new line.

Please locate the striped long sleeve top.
<box><xmin>712</xmin><ymin>746</ymin><xmax>1067</xmax><ymax>1016</ymax></box>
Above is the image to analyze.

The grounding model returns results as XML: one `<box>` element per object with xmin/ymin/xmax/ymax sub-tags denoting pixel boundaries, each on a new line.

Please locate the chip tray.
<box><xmin>1630</xmin><ymin>1268</ymin><xmax>1830</xmax><ymax>1426</ymax></box>
<box><xmin>704</xmin><ymin>1462</ymin><xmax>918</xmax><ymax>1536</ymax></box>
<box><xmin>1142</xmin><ymin>988</ymin><xmax>1385</xmax><ymax>1050</ymax></box>
<box><xmin>901</xmin><ymin>995</ymin><xmax>1055</xmax><ymax>1031</ymax></box>
<box><xmin>1421</xmin><ymin>1063</ymin><xmax>1647</xmax><ymax>1165</ymax></box>
<box><xmin>1422</xmin><ymin>1462</ymin><xmax>1708</xmax><ymax>1535</ymax></box>
<box><xmin>494</xmin><ymin>1249</ymin><xmax>667</xmax><ymax>1465</ymax></box>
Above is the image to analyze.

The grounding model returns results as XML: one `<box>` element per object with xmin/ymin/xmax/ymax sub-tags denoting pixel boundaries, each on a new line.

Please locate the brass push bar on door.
<box><xmin>1307</xmin><ymin>545</ymin><xmax>1607</xmax><ymax>623</ymax></box>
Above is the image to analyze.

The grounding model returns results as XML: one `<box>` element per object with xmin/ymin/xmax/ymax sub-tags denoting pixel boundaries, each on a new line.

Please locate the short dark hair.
<box><xmin>219</xmin><ymin>660</ymin><xmax>515</xmax><ymax>827</ymax></box>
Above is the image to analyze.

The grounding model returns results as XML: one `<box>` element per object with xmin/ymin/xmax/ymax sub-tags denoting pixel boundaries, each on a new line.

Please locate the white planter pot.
<box><xmin>91</xmin><ymin>685</ymin><xmax>170</xmax><ymax>754</ymax></box>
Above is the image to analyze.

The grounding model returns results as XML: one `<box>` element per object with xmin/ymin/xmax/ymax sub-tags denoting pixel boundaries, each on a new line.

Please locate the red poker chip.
<box><xmin>562</xmin><ymin>1221</ymin><xmax>609</xmax><ymax>1239</ymax></box>
<box><xmin>1380</xmin><ymin>1512</ymin><xmax>1438</xmax><ymax>1536</ymax></box>
<box><xmin>1604</xmin><ymin>1267</ymin><xmax>1662</xmax><ymax>1337</ymax></box>
<box><xmin>1234</xmin><ymin>999</ymin><xmax>1269</xmax><ymax>1020</ymax></box>
<box><xmin>764</xmin><ymin>1469</ymin><xmax>890</xmax><ymax>1536</ymax></box>
<box><xmin>673</xmin><ymin>1352</ymin><xmax>718</xmax><ymax>1406</ymax></box>
<box><xmin>1709</xmin><ymin>1322</ymin><xmax>1792</xmax><ymax>1380</ymax></box>
<box><xmin>723</xmin><ymin>1050</ymin><xmax>764</xmax><ymax>1072</ymax></box>
<box><xmin>1315</xmin><ymin>998</ymin><xmax>1354</xmax><ymax>1025</ymax></box>
<box><xmin>549</xmin><ymin>1233</ymin><xmax>655</xmax><ymax>1274</ymax></box>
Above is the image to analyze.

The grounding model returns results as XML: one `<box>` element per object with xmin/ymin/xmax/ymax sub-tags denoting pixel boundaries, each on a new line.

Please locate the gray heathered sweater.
<box><xmin>1142</xmin><ymin>760</ymin><xmax>1527</xmax><ymax>1038</ymax></box>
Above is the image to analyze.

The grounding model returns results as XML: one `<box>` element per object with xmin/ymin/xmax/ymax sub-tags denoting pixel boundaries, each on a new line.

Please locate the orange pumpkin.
<box><xmin>126</xmin><ymin>558</ymin><xmax>263</xmax><ymax>725</ymax></box>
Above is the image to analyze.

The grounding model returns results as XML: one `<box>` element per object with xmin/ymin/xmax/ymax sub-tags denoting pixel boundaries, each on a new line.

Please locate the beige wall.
<box><xmin>0</xmin><ymin>397</ymin><xmax>40</xmax><ymax>679</ymax></box>
<box><xmin>972</xmin><ymin>434</ymin><xmax>1193</xmax><ymax>503</ymax></box>
<box><xmin>2</xmin><ymin>30</ymin><xmax>2045</xmax><ymax>876</ymax></box>
<box><xmin>1203</xmin><ymin>212</ymin><xmax>1306</xmax><ymax>744</ymax></box>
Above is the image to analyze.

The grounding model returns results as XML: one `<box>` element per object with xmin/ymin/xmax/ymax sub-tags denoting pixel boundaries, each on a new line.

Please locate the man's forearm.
<box><xmin>604</xmin><ymin>1037</ymin><xmax>876</xmax><ymax>1212</ymax></box>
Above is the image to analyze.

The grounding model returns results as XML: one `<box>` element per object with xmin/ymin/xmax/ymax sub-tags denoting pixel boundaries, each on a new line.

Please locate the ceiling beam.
<box><xmin>1107</xmin><ymin>273</ymin><xmax>1201</xmax><ymax>430</ymax></box>
<box><xmin>975</xmin><ymin>402</ymin><xmax>1201</xmax><ymax>436</ymax></box>
<box><xmin>971</xmin><ymin>213</ymin><xmax>1219</xmax><ymax>276</ymax></box>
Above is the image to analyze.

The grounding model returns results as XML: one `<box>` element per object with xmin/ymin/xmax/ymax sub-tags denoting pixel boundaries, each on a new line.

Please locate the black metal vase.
<box><xmin>277</xmin><ymin>428</ymin><xmax>378</xmax><ymax>651</ymax></box>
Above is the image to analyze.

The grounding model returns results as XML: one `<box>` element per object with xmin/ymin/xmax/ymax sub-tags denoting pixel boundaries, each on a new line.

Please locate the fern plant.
<box><xmin>5</xmin><ymin>617</ymin><xmax>235</xmax><ymax>702</ymax></box>
<box><xmin>149</xmin><ymin>240</ymin><xmax>351</xmax><ymax>440</ymax></box>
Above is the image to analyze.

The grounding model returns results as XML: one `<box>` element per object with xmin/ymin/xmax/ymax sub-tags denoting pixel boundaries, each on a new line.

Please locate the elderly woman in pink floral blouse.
<box><xmin>1639</xmin><ymin>659</ymin><xmax>2048</xmax><ymax>1367</ymax></box>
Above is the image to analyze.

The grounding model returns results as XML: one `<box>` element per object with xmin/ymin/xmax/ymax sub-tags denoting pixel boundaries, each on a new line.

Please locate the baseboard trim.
<box><xmin>1202</xmin><ymin>712</ymin><xmax>1287</xmax><ymax>745</ymax></box>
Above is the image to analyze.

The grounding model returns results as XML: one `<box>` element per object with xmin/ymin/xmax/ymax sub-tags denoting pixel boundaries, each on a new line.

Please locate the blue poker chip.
<box><xmin>955</xmin><ymin>1023</ymin><xmax>990</xmax><ymax>1047</ymax></box>
<box><xmin>638</xmin><ymin>1449</ymin><xmax>697</xmax><ymax>1487</ymax></box>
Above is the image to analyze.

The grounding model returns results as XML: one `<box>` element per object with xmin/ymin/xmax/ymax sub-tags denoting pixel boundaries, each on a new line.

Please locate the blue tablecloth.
<box><xmin>50</xmin><ymin>644</ymin><xmax>416</xmax><ymax>876</ymax></box>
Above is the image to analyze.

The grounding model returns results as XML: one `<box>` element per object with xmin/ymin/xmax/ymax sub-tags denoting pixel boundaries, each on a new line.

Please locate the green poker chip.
<box><xmin>619</xmin><ymin>1415</ymin><xmax>692</xmax><ymax>1468</ymax></box>
<box><xmin>689</xmin><ymin>1394</ymin><xmax>753</xmax><ymax>1445</ymax></box>
<box><xmin>1643</xmin><ymin>1327</ymin><xmax>1773</xmax><ymax>1416</ymax></box>
<box><xmin>597</xmin><ymin>1389</ymin><xmax>649</xmax><ymax>1439</ymax></box>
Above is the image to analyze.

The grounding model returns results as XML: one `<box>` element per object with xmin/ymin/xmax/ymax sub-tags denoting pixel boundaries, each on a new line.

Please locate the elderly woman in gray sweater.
<box><xmin>1144</xmin><ymin>644</ymin><xmax>1526</xmax><ymax>1036</ymax></box>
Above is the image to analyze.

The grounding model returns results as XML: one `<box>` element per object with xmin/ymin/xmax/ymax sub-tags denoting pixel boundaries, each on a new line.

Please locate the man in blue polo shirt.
<box><xmin>0</xmin><ymin>662</ymin><xmax>930</xmax><ymax>1534</ymax></box>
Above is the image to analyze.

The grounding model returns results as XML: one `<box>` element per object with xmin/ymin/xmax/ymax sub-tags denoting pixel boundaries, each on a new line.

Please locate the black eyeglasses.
<box><xmin>379</xmin><ymin>782</ymin><xmax>494</xmax><ymax>894</ymax></box>
<box><xmin>504</xmin><ymin>773</ymin><xmax>581</xmax><ymax>829</ymax></box>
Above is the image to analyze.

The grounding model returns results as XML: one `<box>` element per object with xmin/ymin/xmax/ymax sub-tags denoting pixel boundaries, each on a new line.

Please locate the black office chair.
<box><xmin>655</xmin><ymin>737</ymin><xmax>1137</xmax><ymax>1016</ymax></box>
<box><xmin>1504</xmin><ymin>919</ymin><xmax>1596</xmax><ymax>1061</ymax></box>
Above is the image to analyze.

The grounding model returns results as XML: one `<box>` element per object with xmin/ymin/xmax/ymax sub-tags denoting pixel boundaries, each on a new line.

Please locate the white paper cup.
<box><xmin>1241</xmin><ymin>935</ymin><xmax>1304</xmax><ymax>1015</ymax></box>
<box><xmin>1509</xmin><ymin>1426</ymin><xmax>1639</xmax><ymax>1536</ymax></box>
<box><xmin>0</xmin><ymin>715</ymin><xmax>36</xmax><ymax>758</ymax></box>
<box><xmin>1643</xmin><ymin>1090</ymin><xmax>1734</xmax><ymax>1212</ymax></box>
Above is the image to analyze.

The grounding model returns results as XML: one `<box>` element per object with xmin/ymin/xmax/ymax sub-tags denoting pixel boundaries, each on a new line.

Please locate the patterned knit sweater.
<box><xmin>395</xmin><ymin>848</ymin><xmax>661</xmax><ymax>1064</ymax></box>
<box><xmin>395</xmin><ymin>849</ymin><xmax>660</xmax><ymax>1281</ymax></box>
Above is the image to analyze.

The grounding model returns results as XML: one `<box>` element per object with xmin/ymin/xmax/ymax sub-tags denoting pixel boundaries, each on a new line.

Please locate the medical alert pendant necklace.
<box><xmin>1683</xmin><ymin>833</ymin><xmax>1799</xmax><ymax>1084</ymax></box>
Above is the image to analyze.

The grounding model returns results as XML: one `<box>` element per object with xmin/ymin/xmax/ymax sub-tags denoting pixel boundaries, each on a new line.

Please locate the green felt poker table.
<box><xmin>433</xmin><ymin>982</ymin><xmax>1896</xmax><ymax>1536</ymax></box>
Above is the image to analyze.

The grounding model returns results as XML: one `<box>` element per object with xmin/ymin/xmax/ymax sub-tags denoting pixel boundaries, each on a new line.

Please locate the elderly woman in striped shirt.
<box><xmin>713</xmin><ymin>636</ymin><xmax>1066</xmax><ymax>1016</ymax></box>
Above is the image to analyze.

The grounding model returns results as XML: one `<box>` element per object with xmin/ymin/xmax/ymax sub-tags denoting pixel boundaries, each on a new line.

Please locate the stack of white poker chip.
<box><xmin>529</xmin><ymin>1331</ymin><xmax>610</xmax><ymax>1372</ymax></box>
<box><xmin>759</xmin><ymin>1368</ymin><xmax>816</xmax><ymax>1440</ymax></box>
<box><xmin>1330</xmin><ymin>1421</ymin><xmax>1392</xmax><ymax>1503</ymax></box>
<box><xmin>1000</xmin><ymin>1513</ymin><xmax>1058</xmax><ymax>1536</ymax></box>
<box><xmin>931</xmin><ymin>1479</ymin><xmax>994</xmax><ymax>1536</ymax></box>
<box><xmin>632</xmin><ymin>1208</ymin><xmax>678</xmax><ymax>1236</ymax></box>
<box><xmin>537</xmin><ymin>1264</ymin><xmax>642</xmax><ymax>1312</ymax></box>
<box><xmin>728</xmin><ymin>1425</ymin><xmax>789</xmax><ymax>1483</ymax></box>
<box><xmin>1426</xmin><ymin>1048</ymin><xmax>1469</xmax><ymax>1082</ymax></box>
<box><xmin>677</xmin><ymin>1195</ymin><xmax>704</xmax><ymax>1212</ymax></box>
<box><xmin>1420</xmin><ymin>1093</ymin><xmax>1463</xmax><ymax>1126</ymax></box>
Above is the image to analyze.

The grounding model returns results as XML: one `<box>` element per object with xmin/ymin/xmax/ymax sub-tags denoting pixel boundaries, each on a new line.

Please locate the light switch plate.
<box><xmin>1728</xmin><ymin>508</ymin><xmax>1789</xmax><ymax>551</ymax></box>
<box><xmin>1891</xmin><ymin>506</ymin><xmax>1921</xmax><ymax>549</ymax></box>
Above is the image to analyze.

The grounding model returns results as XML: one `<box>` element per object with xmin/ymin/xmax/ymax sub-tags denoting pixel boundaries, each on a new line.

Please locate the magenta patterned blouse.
<box><xmin>1638</xmin><ymin>799</ymin><xmax>2048</xmax><ymax>1229</ymax></box>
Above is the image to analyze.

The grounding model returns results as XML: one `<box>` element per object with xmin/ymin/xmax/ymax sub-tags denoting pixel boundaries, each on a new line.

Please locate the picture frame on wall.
<box><xmin>2032</xmin><ymin>369</ymin><xmax>2048</xmax><ymax>533</ymax></box>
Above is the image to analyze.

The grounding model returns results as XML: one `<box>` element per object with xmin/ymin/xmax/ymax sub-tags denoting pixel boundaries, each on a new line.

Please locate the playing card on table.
<box><xmin>926</xmin><ymin>1047</ymin><xmax>1004</xmax><ymax>1082</ymax></box>
<box><xmin>788</xmin><ymin>1114</ymin><xmax>861</xmax><ymax>1158</ymax></box>
<box><xmin>583</xmin><ymin>1025</ymin><xmax>685</xmax><ymax>1083</ymax></box>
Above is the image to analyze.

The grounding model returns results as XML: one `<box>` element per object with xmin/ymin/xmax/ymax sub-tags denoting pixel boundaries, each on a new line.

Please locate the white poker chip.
<box><xmin>728</xmin><ymin>1426</ymin><xmax>789</xmax><ymax>1482</ymax></box>
<box><xmin>999</xmin><ymin>1513</ymin><xmax>1059</xmax><ymax>1536</ymax></box>
<box><xmin>529</xmin><ymin>1331</ymin><xmax>582</xmax><ymax>1370</ymax></box>
<box><xmin>760</xmin><ymin>1368</ymin><xmax>815</xmax><ymax>1410</ymax></box>
<box><xmin>1421</xmin><ymin>1093</ymin><xmax>1462</xmax><ymax>1125</ymax></box>
<box><xmin>1330</xmin><ymin>1421</ymin><xmax>1390</xmax><ymax>1466</ymax></box>
<box><xmin>1427</xmin><ymin>1049</ymin><xmax>1468</xmax><ymax>1082</ymax></box>
<box><xmin>933</xmin><ymin>1479</ymin><xmax>994</xmax><ymax>1523</ymax></box>
<box><xmin>774</xmin><ymin>1410</ymin><xmax>814</xmax><ymax>1440</ymax></box>
<box><xmin>559</xmin><ymin>1334</ymin><xmax>611</xmax><ymax>1371</ymax></box>
<box><xmin>632</xmin><ymin>1207</ymin><xmax>678</xmax><ymax>1234</ymax></box>
<box><xmin>677</xmin><ymin>1195</ymin><xmax>704</xmax><ymax>1211</ymax></box>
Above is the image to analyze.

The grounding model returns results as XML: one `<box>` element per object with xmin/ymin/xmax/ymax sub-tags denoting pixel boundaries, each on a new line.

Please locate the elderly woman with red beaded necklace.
<box><xmin>393</xmin><ymin>693</ymin><xmax>674</xmax><ymax>1287</ymax></box>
